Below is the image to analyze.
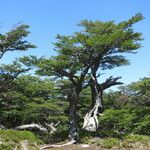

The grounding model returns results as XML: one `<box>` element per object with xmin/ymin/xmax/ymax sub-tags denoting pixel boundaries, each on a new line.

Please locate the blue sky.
<box><xmin>0</xmin><ymin>0</ymin><xmax>150</xmax><ymax>85</ymax></box>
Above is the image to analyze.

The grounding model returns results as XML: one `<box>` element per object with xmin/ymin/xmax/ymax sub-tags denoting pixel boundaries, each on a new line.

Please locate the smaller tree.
<box><xmin>0</xmin><ymin>24</ymin><xmax>36</xmax><ymax>59</ymax></box>
<box><xmin>0</xmin><ymin>24</ymin><xmax>36</xmax><ymax>92</ymax></box>
<box><xmin>0</xmin><ymin>61</ymin><xmax>30</xmax><ymax>92</ymax></box>
<box><xmin>122</xmin><ymin>77</ymin><xmax>150</xmax><ymax>106</ymax></box>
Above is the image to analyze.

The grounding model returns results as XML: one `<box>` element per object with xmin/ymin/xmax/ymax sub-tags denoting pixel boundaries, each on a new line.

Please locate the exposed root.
<box><xmin>39</xmin><ymin>140</ymin><xmax>76</xmax><ymax>149</ymax></box>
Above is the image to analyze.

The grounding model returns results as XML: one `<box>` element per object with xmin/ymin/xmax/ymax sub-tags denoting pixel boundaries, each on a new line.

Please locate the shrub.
<box><xmin>124</xmin><ymin>134</ymin><xmax>150</xmax><ymax>143</ymax></box>
<box><xmin>97</xmin><ymin>138</ymin><xmax>120</xmax><ymax>149</ymax></box>
<box><xmin>98</xmin><ymin>109</ymin><xmax>135</xmax><ymax>137</ymax></box>
<box><xmin>0</xmin><ymin>130</ymin><xmax>42</xmax><ymax>150</ymax></box>
<box><xmin>134</xmin><ymin>115</ymin><xmax>150</xmax><ymax>135</ymax></box>
<box><xmin>122</xmin><ymin>134</ymin><xmax>150</xmax><ymax>148</ymax></box>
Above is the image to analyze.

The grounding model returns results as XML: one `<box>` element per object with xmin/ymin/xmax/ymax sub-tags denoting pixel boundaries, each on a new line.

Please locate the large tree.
<box><xmin>81</xmin><ymin>14</ymin><xmax>143</xmax><ymax>130</ymax></box>
<box><xmin>22</xmin><ymin>13</ymin><xmax>143</xmax><ymax>141</ymax></box>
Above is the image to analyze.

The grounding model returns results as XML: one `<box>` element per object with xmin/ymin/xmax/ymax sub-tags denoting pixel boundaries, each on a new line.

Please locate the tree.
<box><xmin>117</xmin><ymin>77</ymin><xmax>150</xmax><ymax>106</ymax></box>
<box><xmin>78</xmin><ymin>14</ymin><xmax>143</xmax><ymax>131</ymax></box>
<box><xmin>0</xmin><ymin>24</ymin><xmax>35</xmax><ymax>59</ymax></box>
<box><xmin>0</xmin><ymin>75</ymin><xmax>68</xmax><ymax>130</ymax></box>
<box><xmin>22</xmin><ymin>13</ymin><xmax>143</xmax><ymax>141</ymax></box>
<box><xmin>0</xmin><ymin>62</ymin><xmax>30</xmax><ymax>92</ymax></box>
<box><xmin>0</xmin><ymin>24</ymin><xmax>36</xmax><ymax>92</ymax></box>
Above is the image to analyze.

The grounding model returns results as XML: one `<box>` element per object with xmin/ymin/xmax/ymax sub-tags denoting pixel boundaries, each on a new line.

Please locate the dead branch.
<box><xmin>44</xmin><ymin>121</ymin><xmax>60</xmax><ymax>133</ymax></box>
<box><xmin>15</xmin><ymin>123</ymin><xmax>48</xmax><ymax>132</ymax></box>
<box><xmin>40</xmin><ymin>140</ymin><xmax>76</xmax><ymax>149</ymax></box>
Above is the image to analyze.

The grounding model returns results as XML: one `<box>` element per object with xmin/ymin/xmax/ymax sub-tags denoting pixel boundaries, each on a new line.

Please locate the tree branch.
<box><xmin>15</xmin><ymin>124</ymin><xmax>48</xmax><ymax>132</ymax></box>
<box><xmin>99</xmin><ymin>76</ymin><xmax>123</xmax><ymax>90</ymax></box>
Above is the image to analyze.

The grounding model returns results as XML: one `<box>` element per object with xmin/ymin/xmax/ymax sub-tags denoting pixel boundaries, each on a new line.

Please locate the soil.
<box><xmin>41</xmin><ymin>144</ymin><xmax>150</xmax><ymax>150</ymax></box>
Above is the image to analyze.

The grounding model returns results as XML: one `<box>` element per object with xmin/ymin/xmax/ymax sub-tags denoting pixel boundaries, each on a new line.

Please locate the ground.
<box><xmin>41</xmin><ymin>144</ymin><xmax>150</xmax><ymax>150</ymax></box>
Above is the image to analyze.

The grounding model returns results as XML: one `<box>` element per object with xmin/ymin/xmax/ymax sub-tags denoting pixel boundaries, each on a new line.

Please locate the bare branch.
<box><xmin>40</xmin><ymin>140</ymin><xmax>76</xmax><ymax>149</ymax></box>
<box><xmin>44</xmin><ymin>121</ymin><xmax>60</xmax><ymax>133</ymax></box>
<box><xmin>15</xmin><ymin>124</ymin><xmax>48</xmax><ymax>132</ymax></box>
<box><xmin>99</xmin><ymin>76</ymin><xmax>123</xmax><ymax>90</ymax></box>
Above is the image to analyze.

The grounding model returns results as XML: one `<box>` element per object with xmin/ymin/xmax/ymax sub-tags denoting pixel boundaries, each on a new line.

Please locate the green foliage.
<box><xmin>0</xmin><ymin>75</ymin><xmax>68</xmax><ymax>128</ymax></box>
<box><xmin>79</xmin><ymin>136</ymin><xmax>92</xmax><ymax>144</ymax></box>
<box><xmin>97</xmin><ymin>138</ymin><xmax>120</xmax><ymax>149</ymax></box>
<box><xmin>47</xmin><ymin>128</ymin><xmax>68</xmax><ymax>143</ymax></box>
<box><xmin>96</xmin><ymin>135</ymin><xmax>150</xmax><ymax>149</ymax></box>
<box><xmin>98</xmin><ymin>109</ymin><xmax>135</xmax><ymax>137</ymax></box>
<box><xmin>98</xmin><ymin>106</ymin><xmax>150</xmax><ymax>137</ymax></box>
<box><xmin>1</xmin><ymin>16</ymin><xmax>149</xmax><ymax>146</ymax></box>
<box><xmin>134</xmin><ymin>113</ymin><xmax>150</xmax><ymax>135</ymax></box>
<box><xmin>122</xmin><ymin>134</ymin><xmax>150</xmax><ymax>148</ymax></box>
<box><xmin>0</xmin><ymin>24</ymin><xmax>36</xmax><ymax>59</ymax></box>
<box><xmin>79</xmin><ymin>130</ymin><xmax>95</xmax><ymax>144</ymax></box>
<box><xmin>0</xmin><ymin>129</ymin><xmax>41</xmax><ymax>143</ymax></box>
<box><xmin>0</xmin><ymin>24</ymin><xmax>36</xmax><ymax>108</ymax></box>
<box><xmin>124</xmin><ymin>134</ymin><xmax>150</xmax><ymax>143</ymax></box>
<box><xmin>129</xmin><ymin>77</ymin><xmax>150</xmax><ymax>106</ymax></box>
<box><xmin>99</xmin><ymin>77</ymin><xmax>150</xmax><ymax>138</ymax></box>
<box><xmin>103</xmin><ymin>91</ymin><xmax>129</xmax><ymax>109</ymax></box>
<box><xmin>0</xmin><ymin>143</ymin><xmax>15</xmax><ymax>150</ymax></box>
<box><xmin>30</xmin><ymin>13</ymin><xmax>144</xmax><ymax>84</ymax></box>
<box><xmin>0</xmin><ymin>129</ymin><xmax>42</xmax><ymax>150</ymax></box>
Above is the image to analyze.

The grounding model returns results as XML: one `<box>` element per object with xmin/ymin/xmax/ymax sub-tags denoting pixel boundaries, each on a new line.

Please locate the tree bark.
<box><xmin>82</xmin><ymin>75</ymin><xmax>103</xmax><ymax>131</ymax></box>
<box><xmin>83</xmin><ymin>75</ymin><xmax>122</xmax><ymax>131</ymax></box>
<box><xmin>68</xmin><ymin>87</ymin><xmax>80</xmax><ymax>142</ymax></box>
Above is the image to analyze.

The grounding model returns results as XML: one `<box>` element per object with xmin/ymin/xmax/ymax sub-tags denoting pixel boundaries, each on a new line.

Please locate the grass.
<box><xmin>96</xmin><ymin>134</ymin><xmax>150</xmax><ymax>149</ymax></box>
<box><xmin>0</xmin><ymin>129</ymin><xmax>42</xmax><ymax>150</ymax></box>
<box><xmin>0</xmin><ymin>129</ymin><xmax>149</xmax><ymax>150</ymax></box>
<box><xmin>122</xmin><ymin>134</ymin><xmax>150</xmax><ymax>148</ymax></box>
<box><xmin>97</xmin><ymin>138</ymin><xmax>120</xmax><ymax>149</ymax></box>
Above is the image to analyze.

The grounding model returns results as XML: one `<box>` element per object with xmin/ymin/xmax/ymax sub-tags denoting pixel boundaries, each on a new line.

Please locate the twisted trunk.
<box><xmin>83</xmin><ymin>75</ymin><xmax>103</xmax><ymax>131</ymax></box>
<box><xmin>83</xmin><ymin>75</ymin><xmax>122</xmax><ymax>131</ymax></box>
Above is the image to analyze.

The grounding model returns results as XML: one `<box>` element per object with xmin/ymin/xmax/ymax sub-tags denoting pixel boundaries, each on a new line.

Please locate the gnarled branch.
<box><xmin>99</xmin><ymin>76</ymin><xmax>123</xmax><ymax>90</ymax></box>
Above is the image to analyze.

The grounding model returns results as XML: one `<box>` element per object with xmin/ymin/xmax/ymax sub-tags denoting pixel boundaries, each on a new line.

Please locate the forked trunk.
<box><xmin>83</xmin><ymin>76</ymin><xmax>103</xmax><ymax>131</ymax></box>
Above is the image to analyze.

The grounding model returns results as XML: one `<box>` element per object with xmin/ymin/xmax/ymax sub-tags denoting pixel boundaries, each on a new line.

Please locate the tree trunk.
<box><xmin>82</xmin><ymin>76</ymin><xmax>103</xmax><ymax>131</ymax></box>
<box><xmin>68</xmin><ymin>87</ymin><xmax>79</xmax><ymax>142</ymax></box>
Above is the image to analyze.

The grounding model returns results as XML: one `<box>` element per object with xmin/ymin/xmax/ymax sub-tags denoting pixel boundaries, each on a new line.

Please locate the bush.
<box><xmin>97</xmin><ymin>138</ymin><xmax>120</xmax><ymax>149</ymax></box>
<box><xmin>79</xmin><ymin>130</ymin><xmax>98</xmax><ymax>144</ymax></box>
<box><xmin>45</xmin><ymin>127</ymin><xmax>68</xmax><ymax>144</ymax></box>
<box><xmin>0</xmin><ymin>129</ymin><xmax>41</xmax><ymax>143</ymax></box>
<box><xmin>98</xmin><ymin>109</ymin><xmax>135</xmax><ymax>137</ymax></box>
<box><xmin>124</xmin><ymin>134</ymin><xmax>150</xmax><ymax>144</ymax></box>
<box><xmin>98</xmin><ymin>107</ymin><xmax>150</xmax><ymax>137</ymax></box>
<box><xmin>0</xmin><ymin>129</ymin><xmax>42</xmax><ymax>150</ymax></box>
<box><xmin>96</xmin><ymin>135</ymin><xmax>150</xmax><ymax>149</ymax></box>
<box><xmin>122</xmin><ymin>134</ymin><xmax>150</xmax><ymax>148</ymax></box>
